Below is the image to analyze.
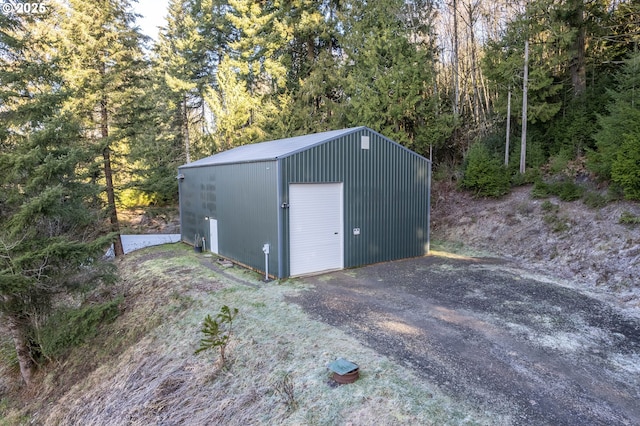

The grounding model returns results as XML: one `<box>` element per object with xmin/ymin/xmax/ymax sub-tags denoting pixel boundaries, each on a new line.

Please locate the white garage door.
<box><xmin>289</xmin><ymin>183</ymin><xmax>344</xmax><ymax>276</ymax></box>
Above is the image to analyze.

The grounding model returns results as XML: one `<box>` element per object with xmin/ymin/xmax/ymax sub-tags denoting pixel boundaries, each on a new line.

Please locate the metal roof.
<box><xmin>179</xmin><ymin>127</ymin><xmax>365</xmax><ymax>168</ymax></box>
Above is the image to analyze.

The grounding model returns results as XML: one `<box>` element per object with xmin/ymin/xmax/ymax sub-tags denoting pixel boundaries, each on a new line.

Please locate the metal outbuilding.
<box><xmin>178</xmin><ymin>126</ymin><xmax>431</xmax><ymax>278</ymax></box>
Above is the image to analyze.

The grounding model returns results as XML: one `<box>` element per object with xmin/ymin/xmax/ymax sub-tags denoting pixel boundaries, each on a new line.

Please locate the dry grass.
<box><xmin>3</xmin><ymin>244</ymin><xmax>491</xmax><ymax>425</ymax></box>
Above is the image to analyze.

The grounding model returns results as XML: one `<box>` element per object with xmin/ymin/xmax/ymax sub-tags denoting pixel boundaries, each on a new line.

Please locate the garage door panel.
<box><xmin>290</xmin><ymin>183</ymin><xmax>343</xmax><ymax>276</ymax></box>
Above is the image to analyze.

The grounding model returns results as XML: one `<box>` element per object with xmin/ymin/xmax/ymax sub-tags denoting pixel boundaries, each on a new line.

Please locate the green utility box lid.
<box><xmin>328</xmin><ymin>358</ymin><xmax>358</xmax><ymax>375</ymax></box>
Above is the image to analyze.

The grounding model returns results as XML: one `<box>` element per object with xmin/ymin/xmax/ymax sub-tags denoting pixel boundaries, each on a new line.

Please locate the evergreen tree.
<box><xmin>600</xmin><ymin>1</ymin><xmax>640</xmax><ymax>66</ymax></box>
<box><xmin>481</xmin><ymin>4</ymin><xmax>563</xmax><ymax>127</ymax></box>
<box><xmin>611</xmin><ymin>134</ymin><xmax>640</xmax><ymax>200</ymax></box>
<box><xmin>135</xmin><ymin>0</ymin><xmax>220</xmax><ymax>202</ymax></box>
<box><xmin>122</xmin><ymin>66</ymin><xmax>182</xmax><ymax>205</ymax></box>
<box><xmin>591</xmin><ymin>51</ymin><xmax>640</xmax><ymax>199</ymax></box>
<box><xmin>203</xmin><ymin>0</ymin><xmax>290</xmax><ymax>148</ymax></box>
<box><xmin>272</xmin><ymin>0</ymin><xmax>346</xmax><ymax>135</ymax></box>
<box><xmin>461</xmin><ymin>143</ymin><xmax>510</xmax><ymax>197</ymax></box>
<box><xmin>225</xmin><ymin>0</ymin><xmax>288</xmax><ymax>93</ymax></box>
<box><xmin>155</xmin><ymin>0</ymin><xmax>214</xmax><ymax>162</ymax></box>
<box><xmin>341</xmin><ymin>0</ymin><xmax>442</xmax><ymax>156</ymax></box>
<box><xmin>0</xmin><ymin>5</ymin><xmax>112</xmax><ymax>386</ymax></box>
<box><xmin>195</xmin><ymin>0</ymin><xmax>233</xmax><ymax>70</ymax></box>
<box><xmin>481</xmin><ymin>0</ymin><xmax>625</xmax><ymax>165</ymax></box>
<box><xmin>60</xmin><ymin>0</ymin><xmax>148</xmax><ymax>254</ymax></box>
<box><xmin>204</xmin><ymin>57</ymin><xmax>263</xmax><ymax>150</ymax></box>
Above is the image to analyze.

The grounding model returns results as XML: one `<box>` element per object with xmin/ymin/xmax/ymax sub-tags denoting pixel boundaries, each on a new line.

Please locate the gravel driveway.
<box><xmin>287</xmin><ymin>254</ymin><xmax>640</xmax><ymax>425</ymax></box>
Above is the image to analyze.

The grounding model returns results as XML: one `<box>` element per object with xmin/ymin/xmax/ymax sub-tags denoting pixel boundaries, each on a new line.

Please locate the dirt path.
<box><xmin>287</xmin><ymin>255</ymin><xmax>640</xmax><ymax>425</ymax></box>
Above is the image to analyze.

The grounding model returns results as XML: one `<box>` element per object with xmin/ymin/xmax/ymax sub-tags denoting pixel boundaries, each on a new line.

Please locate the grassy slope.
<box><xmin>1</xmin><ymin>244</ymin><xmax>496</xmax><ymax>425</ymax></box>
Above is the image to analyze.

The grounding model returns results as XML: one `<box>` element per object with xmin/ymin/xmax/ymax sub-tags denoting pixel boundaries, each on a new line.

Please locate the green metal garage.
<box><xmin>178</xmin><ymin>126</ymin><xmax>431</xmax><ymax>278</ymax></box>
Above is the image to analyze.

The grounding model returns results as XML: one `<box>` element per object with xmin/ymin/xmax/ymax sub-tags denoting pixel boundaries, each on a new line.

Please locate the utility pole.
<box><xmin>452</xmin><ymin>0</ymin><xmax>460</xmax><ymax>115</ymax></box>
<box><xmin>183</xmin><ymin>95</ymin><xmax>191</xmax><ymax>163</ymax></box>
<box><xmin>520</xmin><ymin>40</ymin><xmax>529</xmax><ymax>174</ymax></box>
<box><xmin>505</xmin><ymin>87</ymin><xmax>511</xmax><ymax>165</ymax></box>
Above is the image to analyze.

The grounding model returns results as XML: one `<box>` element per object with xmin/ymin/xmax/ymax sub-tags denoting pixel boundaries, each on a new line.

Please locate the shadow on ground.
<box><xmin>287</xmin><ymin>254</ymin><xmax>640</xmax><ymax>425</ymax></box>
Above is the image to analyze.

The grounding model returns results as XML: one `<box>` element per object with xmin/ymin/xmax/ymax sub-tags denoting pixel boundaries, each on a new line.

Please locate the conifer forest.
<box><xmin>1</xmin><ymin>0</ymin><xmax>639</xmax><ymax>386</ymax></box>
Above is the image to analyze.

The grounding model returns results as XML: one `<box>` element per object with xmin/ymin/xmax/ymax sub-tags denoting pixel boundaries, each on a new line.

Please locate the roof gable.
<box><xmin>180</xmin><ymin>127</ymin><xmax>365</xmax><ymax>168</ymax></box>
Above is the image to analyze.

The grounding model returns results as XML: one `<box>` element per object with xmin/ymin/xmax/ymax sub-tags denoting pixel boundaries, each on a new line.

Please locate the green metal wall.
<box><xmin>178</xmin><ymin>166</ymin><xmax>212</xmax><ymax>246</ymax></box>
<box><xmin>179</xmin><ymin>161</ymin><xmax>279</xmax><ymax>274</ymax></box>
<box><xmin>279</xmin><ymin>128</ymin><xmax>430</xmax><ymax>277</ymax></box>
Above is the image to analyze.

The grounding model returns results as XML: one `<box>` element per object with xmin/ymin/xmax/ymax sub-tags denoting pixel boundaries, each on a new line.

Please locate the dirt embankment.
<box><xmin>431</xmin><ymin>183</ymin><xmax>640</xmax><ymax>311</ymax></box>
<box><xmin>119</xmin><ymin>207</ymin><xmax>180</xmax><ymax>234</ymax></box>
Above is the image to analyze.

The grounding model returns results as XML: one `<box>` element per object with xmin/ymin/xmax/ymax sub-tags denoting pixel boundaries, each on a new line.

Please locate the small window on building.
<box><xmin>361</xmin><ymin>135</ymin><xmax>370</xmax><ymax>150</ymax></box>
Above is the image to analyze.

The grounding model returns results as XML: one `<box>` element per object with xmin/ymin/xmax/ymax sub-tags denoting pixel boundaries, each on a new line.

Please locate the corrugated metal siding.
<box><xmin>279</xmin><ymin>128</ymin><xmax>430</xmax><ymax>277</ymax></box>
<box><xmin>178</xmin><ymin>161</ymin><xmax>279</xmax><ymax>274</ymax></box>
<box><xmin>178</xmin><ymin>166</ymin><xmax>216</xmax><ymax>246</ymax></box>
<box><xmin>216</xmin><ymin>162</ymin><xmax>279</xmax><ymax>273</ymax></box>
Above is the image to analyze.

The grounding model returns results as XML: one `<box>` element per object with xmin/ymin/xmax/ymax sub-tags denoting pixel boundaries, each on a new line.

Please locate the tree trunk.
<box><xmin>101</xmin><ymin>96</ymin><xmax>124</xmax><ymax>257</ymax></box>
<box><xmin>466</xmin><ymin>1</ymin><xmax>481</xmax><ymax>124</ymax></box>
<box><xmin>307</xmin><ymin>34</ymin><xmax>315</xmax><ymax>65</ymax></box>
<box><xmin>6</xmin><ymin>314</ymin><xmax>35</xmax><ymax>387</ymax></box>
<box><xmin>480</xmin><ymin>69</ymin><xmax>491</xmax><ymax>120</ymax></box>
<box><xmin>569</xmin><ymin>0</ymin><xmax>586</xmax><ymax>96</ymax></box>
